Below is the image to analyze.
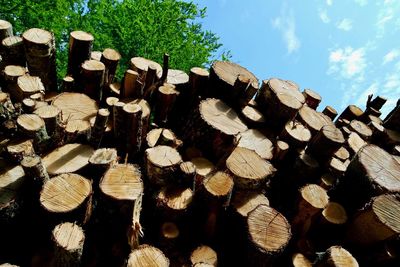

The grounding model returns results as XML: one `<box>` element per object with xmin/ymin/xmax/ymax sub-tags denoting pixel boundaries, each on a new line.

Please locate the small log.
<box><xmin>42</xmin><ymin>143</ymin><xmax>94</xmax><ymax>175</ymax></box>
<box><xmin>340</xmin><ymin>126</ymin><xmax>352</xmax><ymax>138</ymax></box>
<box><xmin>292</xmin><ymin>184</ymin><xmax>329</xmax><ymax>236</ymax></box>
<box><xmin>108</xmin><ymin>82</ymin><xmax>121</xmax><ymax>97</ymax></box>
<box><xmin>105</xmin><ymin>96</ymin><xmax>119</xmax><ymax>112</ymax></box>
<box><xmin>235</xmin><ymin>129</ymin><xmax>274</xmax><ymax>160</ymax></box>
<box><xmin>16</xmin><ymin>114</ymin><xmax>49</xmax><ymax>150</ymax></box>
<box><xmin>90</xmin><ymin>51</ymin><xmax>102</xmax><ymax>61</ymax></box>
<box><xmin>337</xmin><ymin>104</ymin><xmax>363</xmax><ymax>122</ymax></box>
<box><xmin>121</xmin><ymin>70</ymin><xmax>139</xmax><ymax>99</ymax></box>
<box><xmin>240</xmin><ymin>105</ymin><xmax>266</xmax><ymax>128</ymax></box>
<box><xmin>154</xmin><ymin>84</ymin><xmax>179</xmax><ymax>125</ymax></box>
<box><xmin>314</xmin><ymin>246</ymin><xmax>358</xmax><ymax>267</ymax></box>
<box><xmin>226</xmin><ymin>147</ymin><xmax>275</xmax><ymax>190</ymax></box>
<box><xmin>62</xmin><ymin>76</ymin><xmax>74</xmax><ymax>92</ymax></box>
<box><xmin>81</xmin><ymin>60</ymin><xmax>105</xmax><ymax>101</ymax></box>
<box><xmin>340</xmin><ymin>145</ymin><xmax>400</xmax><ymax>211</ymax></box>
<box><xmin>15</xmin><ymin>75</ymin><xmax>45</xmax><ymax>102</ymax></box>
<box><xmin>349</xmin><ymin>120</ymin><xmax>372</xmax><ymax>141</ymax></box>
<box><xmin>191</xmin><ymin>157</ymin><xmax>214</xmax><ymax>190</ymax></box>
<box><xmin>142</xmin><ymin>64</ymin><xmax>157</xmax><ymax>97</ymax></box>
<box><xmin>123</xmin><ymin>103</ymin><xmax>142</xmax><ymax>157</ymax></box>
<box><xmin>40</xmin><ymin>173</ymin><xmax>92</xmax><ymax>224</ymax></box>
<box><xmin>52</xmin><ymin>92</ymin><xmax>98</xmax><ymax>121</ymax></box>
<box><xmin>22</xmin><ymin>98</ymin><xmax>36</xmax><ymax>113</ymax></box>
<box><xmin>100</xmin><ymin>48</ymin><xmax>120</xmax><ymax>86</ymax></box>
<box><xmin>30</xmin><ymin>92</ymin><xmax>44</xmax><ymax>102</ymax></box>
<box><xmin>126</xmin><ymin>245</ymin><xmax>169</xmax><ymax>267</ymax></box>
<box><xmin>179</xmin><ymin>161</ymin><xmax>196</xmax><ymax>187</ymax></box>
<box><xmin>145</xmin><ymin>145</ymin><xmax>182</xmax><ymax>186</ymax></box>
<box><xmin>368</xmin><ymin>121</ymin><xmax>385</xmax><ymax>144</ymax></box>
<box><xmin>161</xmin><ymin>53</ymin><xmax>169</xmax><ymax>83</ymax></box>
<box><xmin>322</xmin><ymin>106</ymin><xmax>338</xmax><ymax>121</ymax></box>
<box><xmin>190</xmin><ymin>245</ymin><xmax>218</xmax><ymax>267</ymax></box>
<box><xmin>0</xmin><ymin>19</ymin><xmax>13</xmax><ymax>41</ymax></box>
<box><xmin>166</xmin><ymin>69</ymin><xmax>189</xmax><ymax>90</ymax></box>
<box><xmin>158</xmin><ymin>221</ymin><xmax>180</xmax><ymax>258</ymax></box>
<box><xmin>130</xmin><ymin>57</ymin><xmax>162</xmax><ymax>80</ymax></box>
<box><xmin>0</xmin><ymin>165</ymin><xmax>25</xmax><ymax>223</ymax></box>
<box><xmin>3</xmin><ymin>65</ymin><xmax>26</xmax><ymax>93</ymax></box>
<box><xmin>21</xmin><ymin>154</ymin><xmax>49</xmax><ymax>185</ymax></box>
<box><xmin>156</xmin><ymin>187</ymin><xmax>193</xmax><ymax>219</ymax></box>
<box><xmin>247</xmin><ymin>204</ymin><xmax>291</xmax><ymax>266</ymax></box>
<box><xmin>1</xmin><ymin>36</ymin><xmax>25</xmax><ymax>67</ymax></box>
<box><xmin>33</xmin><ymin>105</ymin><xmax>61</xmax><ymax>136</ymax></box>
<box><xmin>279</xmin><ymin>120</ymin><xmax>311</xmax><ymax>149</ymax></box>
<box><xmin>306</xmin><ymin>125</ymin><xmax>345</xmax><ymax>163</ymax></box>
<box><xmin>89</xmin><ymin>108</ymin><xmax>109</xmax><ymax>148</ymax></box>
<box><xmin>292</xmin><ymin>253</ymin><xmax>312</xmax><ymax>267</ymax></box>
<box><xmin>369</xmin><ymin>95</ymin><xmax>387</xmax><ymax>111</ymax></box>
<box><xmin>64</xmin><ymin>119</ymin><xmax>91</xmax><ymax>143</ymax></box>
<box><xmin>302</xmin><ymin>88</ymin><xmax>321</xmax><ymax>109</ymax></box>
<box><xmin>231</xmin><ymin>191</ymin><xmax>270</xmax><ymax>218</ymax></box>
<box><xmin>6</xmin><ymin>139</ymin><xmax>34</xmax><ymax>162</ymax></box>
<box><xmin>67</xmin><ymin>31</ymin><xmax>94</xmax><ymax>84</ymax></box>
<box><xmin>146</xmin><ymin>128</ymin><xmax>181</xmax><ymax>149</ymax></box>
<box><xmin>256</xmin><ymin>78</ymin><xmax>305</xmax><ymax>132</ymax></box>
<box><xmin>274</xmin><ymin>140</ymin><xmax>289</xmax><ymax>162</ymax></box>
<box><xmin>333</xmin><ymin>146</ymin><xmax>350</xmax><ymax>162</ymax></box>
<box><xmin>52</xmin><ymin>222</ymin><xmax>85</xmax><ymax>267</ymax></box>
<box><xmin>22</xmin><ymin>28</ymin><xmax>57</xmax><ymax>91</ymax></box>
<box><xmin>346</xmin><ymin>193</ymin><xmax>400</xmax><ymax>247</ymax></box>
<box><xmin>128</xmin><ymin>98</ymin><xmax>151</xmax><ymax>148</ymax></box>
<box><xmin>88</xmin><ymin>148</ymin><xmax>117</xmax><ymax>170</ymax></box>
<box><xmin>298</xmin><ymin>105</ymin><xmax>333</xmax><ymax>136</ymax></box>
<box><xmin>189</xmin><ymin>67</ymin><xmax>209</xmax><ymax>98</ymax></box>
<box><xmin>346</xmin><ymin>132</ymin><xmax>366</xmax><ymax>155</ymax></box>
<box><xmin>327</xmin><ymin>157</ymin><xmax>347</xmax><ymax>178</ymax></box>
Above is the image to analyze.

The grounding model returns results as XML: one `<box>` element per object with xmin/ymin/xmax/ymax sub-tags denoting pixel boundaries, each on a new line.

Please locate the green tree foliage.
<box><xmin>0</xmin><ymin>0</ymin><xmax>227</xmax><ymax>81</ymax></box>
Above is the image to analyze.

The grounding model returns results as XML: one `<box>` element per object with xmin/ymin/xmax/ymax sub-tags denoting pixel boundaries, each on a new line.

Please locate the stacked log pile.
<box><xmin>0</xmin><ymin>20</ymin><xmax>399</xmax><ymax>267</ymax></box>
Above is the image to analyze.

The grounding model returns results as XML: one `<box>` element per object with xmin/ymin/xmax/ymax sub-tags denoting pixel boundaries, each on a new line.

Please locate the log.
<box><xmin>100</xmin><ymin>48</ymin><xmax>120</xmax><ymax>86</ymax></box>
<box><xmin>240</xmin><ymin>105</ymin><xmax>266</xmax><ymax>128</ymax></box>
<box><xmin>128</xmin><ymin>98</ymin><xmax>151</xmax><ymax>149</ymax></box>
<box><xmin>129</xmin><ymin>57</ymin><xmax>162</xmax><ymax>80</ymax></box>
<box><xmin>121</xmin><ymin>70</ymin><xmax>139</xmax><ymax>99</ymax></box>
<box><xmin>1</xmin><ymin>36</ymin><xmax>25</xmax><ymax>67</ymax></box>
<box><xmin>369</xmin><ymin>95</ymin><xmax>387</xmax><ymax>111</ymax></box>
<box><xmin>61</xmin><ymin>76</ymin><xmax>74</xmax><ymax>92</ymax></box>
<box><xmin>0</xmin><ymin>165</ymin><xmax>25</xmax><ymax>223</ymax></box>
<box><xmin>81</xmin><ymin>60</ymin><xmax>105</xmax><ymax>101</ymax></box>
<box><xmin>274</xmin><ymin>140</ymin><xmax>289</xmax><ymax>162</ymax></box>
<box><xmin>247</xmin><ymin>204</ymin><xmax>291</xmax><ymax>266</ymax></box>
<box><xmin>89</xmin><ymin>108</ymin><xmax>109</xmax><ymax>148</ymax></box>
<box><xmin>64</xmin><ymin>119</ymin><xmax>91</xmax><ymax>143</ymax></box>
<box><xmin>292</xmin><ymin>253</ymin><xmax>312</xmax><ymax>267</ymax></box>
<box><xmin>22</xmin><ymin>98</ymin><xmax>36</xmax><ymax>113</ymax></box>
<box><xmin>33</xmin><ymin>105</ymin><xmax>61</xmax><ymax>136</ymax></box>
<box><xmin>67</xmin><ymin>31</ymin><xmax>94</xmax><ymax>84</ymax></box>
<box><xmin>297</xmin><ymin>105</ymin><xmax>333</xmax><ymax>136</ymax></box>
<box><xmin>346</xmin><ymin>132</ymin><xmax>366</xmax><ymax>155</ymax></box>
<box><xmin>384</xmin><ymin>102</ymin><xmax>400</xmax><ymax>131</ymax></box>
<box><xmin>90</xmin><ymin>51</ymin><xmax>102</xmax><ymax>61</ymax></box>
<box><xmin>209</xmin><ymin>61</ymin><xmax>258</xmax><ymax>106</ymax></box>
<box><xmin>327</xmin><ymin>157</ymin><xmax>347</xmax><ymax>178</ymax></box>
<box><xmin>346</xmin><ymin>194</ymin><xmax>400</xmax><ymax>247</ymax></box>
<box><xmin>337</xmin><ymin>105</ymin><xmax>363</xmax><ymax>122</ymax></box>
<box><xmin>154</xmin><ymin>84</ymin><xmax>179</xmax><ymax>125</ymax></box>
<box><xmin>279</xmin><ymin>120</ymin><xmax>311</xmax><ymax>149</ymax></box>
<box><xmin>146</xmin><ymin>128</ymin><xmax>181</xmax><ymax>149</ymax></box>
<box><xmin>22</xmin><ymin>28</ymin><xmax>57</xmax><ymax>91</ymax></box>
<box><xmin>256</xmin><ymin>78</ymin><xmax>305</xmax><ymax>132</ymax></box>
<box><xmin>52</xmin><ymin>222</ymin><xmax>85</xmax><ymax>267</ymax></box>
<box><xmin>166</xmin><ymin>69</ymin><xmax>189</xmax><ymax>90</ymax></box>
<box><xmin>322</xmin><ymin>106</ymin><xmax>338</xmax><ymax>121</ymax></box>
<box><xmin>156</xmin><ymin>187</ymin><xmax>193</xmax><ymax>219</ymax></box>
<box><xmin>231</xmin><ymin>191</ymin><xmax>270</xmax><ymax>218</ymax></box>
<box><xmin>16</xmin><ymin>114</ymin><xmax>49</xmax><ymax>151</ymax></box>
<box><xmin>314</xmin><ymin>246</ymin><xmax>358</xmax><ymax>267</ymax></box>
<box><xmin>189</xmin><ymin>67</ymin><xmax>209</xmax><ymax>98</ymax></box>
<box><xmin>88</xmin><ymin>148</ymin><xmax>117</xmax><ymax>170</ymax></box>
<box><xmin>2</xmin><ymin>65</ymin><xmax>26</xmax><ymax>94</ymax></box>
<box><xmin>292</xmin><ymin>184</ymin><xmax>329</xmax><ymax>237</ymax></box>
<box><xmin>52</xmin><ymin>92</ymin><xmax>98</xmax><ymax>121</ymax></box>
<box><xmin>306</xmin><ymin>125</ymin><xmax>345</xmax><ymax>162</ymax></box>
<box><xmin>123</xmin><ymin>103</ymin><xmax>142</xmax><ymax>157</ymax></box>
<box><xmin>333</xmin><ymin>146</ymin><xmax>350</xmax><ymax>162</ymax></box>
<box><xmin>21</xmin><ymin>155</ymin><xmax>49</xmax><ymax>185</ymax></box>
<box><xmin>15</xmin><ymin>75</ymin><xmax>45</xmax><ymax>102</ymax></box>
<box><xmin>302</xmin><ymin>88</ymin><xmax>321</xmax><ymax>109</ymax></box>
<box><xmin>145</xmin><ymin>145</ymin><xmax>182</xmax><ymax>186</ymax></box>
<box><xmin>42</xmin><ymin>143</ymin><xmax>94</xmax><ymax>175</ymax></box>
<box><xmin>183</xmin><ymin>98</ymin><xmax>247</xmax><ymax>159</ymax></box>
<box><xmin>126</xmin><ymin>244</ymin><xmax>169</xmax><ymax>267</ymax></box>
<box><xmin>6</xmin><ymin>139</ymin><xmax>34</xmax><ymax>162</ymax></box>
<box><xmin>235</xmin><ymin>129</ymin><xmax>274</xmax><ymax>160</ymax></box>
<box><xmin>368</xmin><ymin>121</ymin><xmax>385</xmax><ymax>144</ymax></box>
<box><xmin>40</xmin><ymin>173</ymin><xmax>92</xmax><ymax>224</ymax></box>
<box><xmin>0</xmin><ymin>20</ymin><xmax>13</xmax><ymax>42</ymax></box>
<box><xmin>349</xmin><ymin>120</ymin><xmax>372</xmax><ymax>141</ymax></box>
<box><xmin>179</xmin><ymin>161</ymin><xmax>196</xmax><ymax>188</ymax></box>
<box><xmin>340</xmin><ymin>145</ymin><xmax>400</xmax><ymax>211</ymax></box>
<box><xmin>191</xmin><ymin>157</ymin><xmax>214</xmax><ymax>191</ymax></box>
<box><xmin>190</xmin><ymin>245</ymin><xmax>218</xmax><ymax>267</ymax></box>
<box><xmin>226</xmin><ymin>147</ymin><xmax>276</xmax><ymax>190</ymax></box>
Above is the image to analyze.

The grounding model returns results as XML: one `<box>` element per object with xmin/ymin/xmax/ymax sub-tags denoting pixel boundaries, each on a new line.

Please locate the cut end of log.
<box><xmin>161</xmin><ymin>222</ymin><xmax>179</xmax><ymax>239</ymax></box>
<box><xmin>146</xmin><ymin>145</ymin><xmax>182</xmax><ymax>168</ymax></box>
<box><xmin>372</xmin><ymin>194</ymin><xmax>400</xmax><ymax>234</ymax></box>
<box><xmin>40</xmin><ymin>173</ymin><xmax>91</xmax><ymax>213</ymax></box>
<box><xmin>190</xmin><ymin>245</ymin><xmax>218</xmax><ymax>267</ymax></box>
<box><xmin>52</xmin><ymin>93</ymin><xmax>98</xmax><ymax>121</ymax></box>
<box><xmin>4</xmin><ymin>65</ymin><xmax>26</xmax><ymax>77</ymax></box>
<box><xmin>247</xmin><ymin>204</ymin><xmax>291</xmax><ymax>253</ymax></box>
<box><xmin>319</xmin><ymin>246</ymin><xmax>359</xmax><ymax>267</ymax></box>
<box><xmin>127</xmin><ymin>244</ymin><xmax>169</xmax><ymax>267</ymax></box>
<box><xmin>322</xmin><ymin>202</ymin><xmax>347</xmax><ymax>225</ymax></box>
<box><xmin>292</xmin><ymin>253</ymin><xmax>312</xmax><ymax>267</ymax></box>
<box><xmin>0</xmin><ymin>165</ymin><xmax>25</xmax><ymax>209</ymax></box>
<box><xmin>102</xmin><ymin>48</ymin><xmax>121</xmax><ymax>61</ymax></box>
<box><xmin>204</xmin><ymin>171</ymin><xmax>234</xmax><ymax>198</ymax></box>
<box><xmin>89</xmin><ymin>148</ymin><xmax>117</xmax><ymax>166</ymax></box>
<box><xmin>0</xmin><ymin>19</ymin><xmax>12</xmax><ymax>30</ymax></box>
<box><xmin>236</xmin><ymin>129</ymin><xmax>274</xmax><ymax>160</ymax></box>
<box><xmin>52</xmin><ymin>222</ymin><xmax>85</xmax><ymax>250</ymax></box>
<box><xmin>157</xmin><ymin>187</ymin><xmax>193</xmax><ymax>211</ymax></box>
<box><xmin>17</xmin><ymin>114</ymin><xmax>45</xmax><ymax>132</ymax></box>
<box><xmin>82</xmin><ymin>59</ymin><xmax>105</xmax><ymax>72</ymax></box>
<box><xmin>70</xmin><ymin>30</ymin><xmax>94</xmax><ymax>41</ymax></box>
<box><xmin>130</xmin><ymin>57</ymin><xmax>163</xmax><ymax>79</ymax></box>
<box><xmin>23</xmin><ymin>28</ymin><xmax>52</xmax><ymax>44</ymax></box>
<box><xmin>192</xmin><ymin>157</ymin><xmax>214</xmax><ymax>177</ymax></box>
<box><xmin>300</xmin><ymin>184</ymin><xmax>329</xmax><ymax>209</ymax></box>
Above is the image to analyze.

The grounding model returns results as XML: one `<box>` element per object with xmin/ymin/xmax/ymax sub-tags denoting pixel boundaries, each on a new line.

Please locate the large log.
<box><xmin>297</xmin><ymin>105</ymin><xmax>333</xmax><ymax>136</ymax></box>
<box><xmin>3</xmin><ymin>65</ymin><xmax>26</xmax><ymax>94</ymax></box>
<box><xmin>52</xmin><ymin>92</ymin><xmax>98</xmax><ymax>121</ymax></box>
<box><xmin>67</xmin><ymin>31</ymin><xmax>93</xmax><ymax>84</ymax></box>
<box><xmin>348</xmin><ymin>120</ymin><xmax>372</xmax><ymax>141</ymax></box>
<box><xmin>279</xmin><ymin>120</ymin><xmax>311</xmax><ymax>149</ymax></box>
<box><xmin>1</xmin><ymin>36</ymin><xmax>25</xmax><ymax>67</ymax></box>
<box><xmin>15</xmin><ymin>75</ymin><xmax>45</xmax><ymax>103</ymax></box>
<box><xmin>337</xmin><ymin>105</ymin><xmax>363</xmax><ymax>122</ymax></box>
<box><xmin>231</xmin><ymin>191</ymin><xmax>270</xmax><ymax>219</ymax></box>
<box><xmin>22</xmin><ymin>28</ymin><xmax>57</xmax><ymax>91</ymax></box>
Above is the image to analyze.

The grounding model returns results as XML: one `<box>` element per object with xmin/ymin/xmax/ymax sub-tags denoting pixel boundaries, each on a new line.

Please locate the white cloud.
<box><xmin>337</xmin><ymin>19</ymin><xmax>353</xmax><ymax>31</ymax></box>
<box><xmin>328</xmin><ymin>47</ymin><xmax>367</xmax><ymax>79</ymax></box>
<box><xmin>326</xmin><ymin>0</ymin><xmax>333</xmax><ymax>6</ymax></box>
<box><xmin>319</xmin><ymin>9</ymin><xmax>330</xmax><ymax>24</ymax></box>
<box><xmin>272</xmin><ymin>4</ymin><xmax>301</xmax><ymax>54</ymax></box>
<box><xmin>354</xmin><ymin>0</ymin><xmax>367</xmax><ymax>6</ymax></box>
<box><xmin>383</xmin><ymin>49</ymin><xmax>400</xmax><ymax>64</ymax></box>
<box><xmin>384</xmin><ymin>73</ymin><xmax>400</xmax><ymax>90</ymax></box>
<box><xmin>375</xmin><ymin>1</ymin><xmax>399</xmax><ymax>38</ymax></box>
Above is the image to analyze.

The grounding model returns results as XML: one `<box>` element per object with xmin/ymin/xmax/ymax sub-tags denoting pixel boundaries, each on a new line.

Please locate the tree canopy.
<box><xmin>0</xmin><ymin>0</ymin><xmax>227</xmax><ymax>80</ymax></box>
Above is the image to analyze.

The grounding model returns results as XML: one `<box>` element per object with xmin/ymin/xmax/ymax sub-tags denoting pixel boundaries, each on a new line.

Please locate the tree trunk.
<box><xmin>100</xmin><ymin>48</ymin><xmax>120</xmax><ymax>87</ymax></box>
<box><xmin>155</xmin><ymin>187</ymin><xmax>193</xmax><ymax>220</ymax></box>
<box><xmin>3</xmin><ymin>65</ymin><xmax>27</xmax><ymax>101</ymax></box>
<box><xmin>189</xmin><ymin>67</ymin><xmax>209</xmax><ymax>99</ymax></box>
<box><xmin>15</xmin><ymin>75</ymin><xmax>45</xmax><ymax>103</ymax></box>
<box><xmin>297</xmin><ymin>105</ymin><xmax>333</xmax><ymax>137</ymax></box>
<box><xmin>337</xmin><ymin>105</ymin><xmax>363</xmax><ymax>122</ymax></box>
<box><xmin>121</xmin><ymin>70</ymin><xmax>139</xmax><ymax>99</ymax></box>
<box><xmin>67</xmin><ymin>31</ymin><xmax>93</xmax><ymax>86</ymax></box>
<box><xmin>0</xmin><ymin>19</ymin><xmax>13</xmax><ymax>42</ymax></box>
<box><xmin>349</xmin><ymin>119</ymin><xmax>372</xmax><ymax>141</ymax></box>
<box><xmin>64</xmin><ymin>119</ymin><xmax>91</xmax><ymax>143</ymax></box>
<box><xmin>81</xmin><ymin>60</ymin><xmax>105</xmax><ymax>101</ymax></box>
<box><xmin>240</xmin><ymin>105</ymin><xmax>266</xmax><ymax>129</ymax></box>
<box><xmin>6</xmin><ymin>139</ymin><xmax>35</xmax><ymax>163</ymax></box>
<box><xmin>154</xmin><ymin>84</ymin><xmax>179</xmax><ymax>126</ymax></box>
<box><xmin>61</xmin><ymin>76</ymin><xmax>74</xmax><ymax>92</ymax></box>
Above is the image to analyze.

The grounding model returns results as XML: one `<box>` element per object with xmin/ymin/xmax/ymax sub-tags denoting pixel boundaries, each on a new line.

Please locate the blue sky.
<box><xmin>193</xmin><ymin>0</ymin><xmax>400</xmax><ymax>117</ymax></box>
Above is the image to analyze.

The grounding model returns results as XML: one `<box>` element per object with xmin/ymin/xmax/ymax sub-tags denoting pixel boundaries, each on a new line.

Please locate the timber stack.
<box><xmin>0</xmin><ymin>19</ymin><xmax>399</xmax><ymax>267</ymax></box>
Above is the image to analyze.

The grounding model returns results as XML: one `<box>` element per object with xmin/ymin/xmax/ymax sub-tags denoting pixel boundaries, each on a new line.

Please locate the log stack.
<box><xmin>0</xmin><ymin>19</ymin><xmax>399</xmax><ymax>267</ymax></box>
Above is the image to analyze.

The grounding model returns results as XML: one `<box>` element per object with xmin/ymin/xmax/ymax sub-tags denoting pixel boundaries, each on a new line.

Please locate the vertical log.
<box><xmin>279</xmin><ymin>120</ymin><xmax>312</xmax><ymax>149</ymax></box>
<box><xmin>67</xmin><ymin>31</ymin><xmax>94</xmax><ymax>84</ymax></box>
<box><xmin>1</xmin><ymin>36</ymin><xmax>25</xmax><ymax>67</ymax></box>
<box><xmin>33</xmin><ymin>105</ymin><xmax>61</xmax><ymax>136</ymax></box>
<box><xmin>16</xmin><ymin>114</ymin><xmax>49</xmax><ymax>151</ymax></box>
<box><xmin>64</xmin><ymin>119</ymin><xmax>91</xmax><ymax>143</ymax></box>
<box><xmin>121</xmin><ymin>70</ymin><xmax>139</xmax><ymax>99</ymax></box>
<box><xmin>369</xmin><ymin>95</ymin><xmax>387</xmax><ymax>111</ymax></box>
<box><xmin>0</xmin><ymin>165</ymin><xmax>25</xmax><ymax>223</ymax></box>
<box><xmin>90</xmin><ymin>51</ymin><xmax>102</xmax><ymax>61</ymax></box>
<box><xmin>292</xmin><ymin>253</ymin><xmax>312</xmax><ymax>267</ymax></box>
<box><xmin>123</xmin><ymin>103</ymin><xmax>142</xmax><ymax>157</ymax></box>
<box><xmin>81</xmin><ymin>60</ymin><xmax>105</xmax><ymax>101</ymax></box>
<box><xmin>3</xmin><ymin>65</ymin><xmax>26</xmax><ymax>97</ymax></box>
<box><xmin>89</xmin><ymin>108</ymin><xmax>109</xmax><ymax>148</ymax></box>
<box><xmin>322</xmin><ymin>106</ymin><xmax>338</xmax><ymax>121</ymax></box>
<box><xmin>15</xmin><ymin>75</ymin><xmax>45</xmax><ymax>103</ymax></box>
<box><xmin>154</xmin><ymin>84</ymin><xmax>179</xmax><ymax>126</ymax></box>
<box><xmin>6</xmin><ymin>139</ymin><xmax>35</xmax><ymax>163</ymax></box>
<box><xmin>21</xmin><ymin>98</ymin><xmax>36</xmax><ymax>113</ymax></box>
<box><xmin>22</xmin><ymin>28</ymin><xmax>57</xmax><ymax>91</ymax></box>
<box><xmin>62</xmin><ymin>76</ymin><xmax>74</xmax><ymax>92</ymax></box>
<box><xmin>189</xmin><ymin>67</ymin><xmax>209</xmax><ymax>99</ymax></box>
<box><xmin>302</xmin><ymin>88</ymin><xmax>321</xmax><ymax>109</ymax></box>
<box><xmin>101</xmin><ymin>48</ymin><xmax>121</xmax><ymax>87</ymax></box>
<box><xmin>384</xmin><ymin>101</ymin><xmax>400</xmax><ymax>131</ymax></box>
<box><xmin>0</xmin><ymin>20</ymin><xmax>13</xmax><ymax>41</ymax></box>
<box><xmin>21</xmin><ymin>155</ymin><xmax>50</xmax><ymax>185</ymax></box>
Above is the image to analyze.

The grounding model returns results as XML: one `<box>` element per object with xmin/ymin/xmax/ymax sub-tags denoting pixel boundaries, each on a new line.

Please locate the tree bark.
<box><xmin>89</xmin><ymin>108</ymin><xmax>109</xmax><ymax>148</ymax></box>
<box><xmin>67</xmin><ymin>31</ymin><xmax>93</xmax><ymax>86</ymax></box>
<box><xmin>81</xmin><ymin>60</ymin><xmax>105</xmax><ymax>101</ymax></box>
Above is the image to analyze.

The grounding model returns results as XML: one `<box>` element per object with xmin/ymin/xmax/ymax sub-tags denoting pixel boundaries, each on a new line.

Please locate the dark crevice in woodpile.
<box><xmin>0</xmin><ymin>20</ymin><xmax>399</xmax><ymax>267</ymax></box>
